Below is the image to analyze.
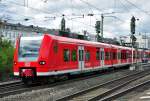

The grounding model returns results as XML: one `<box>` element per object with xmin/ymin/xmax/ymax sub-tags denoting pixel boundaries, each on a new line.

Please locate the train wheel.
<box><xmin>110</xmin><ymin>67</ymin><xmax>115</xmax><ymax>71</ymax></box>
<box><xmin>22</xmin><ymin>77</ymin><xmax>34</xmax><ymax>86</ymax></box>
<box><xmin>55</xmin><ymin>74</ymin><xmax>69</xmax><ymax>82</ymax></box>
<box><xmin>40</xmin><ymin>77</ymin><xmax>52</xmax><ymax>85</ymax></box>
<box><xmin>35</xmin><ymin>76</ymin><xmax>55</xmax><ymax>85</ymax></box>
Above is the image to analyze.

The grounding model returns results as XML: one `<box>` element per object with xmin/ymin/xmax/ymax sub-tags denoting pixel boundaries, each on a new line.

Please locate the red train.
<box><xmin>13</xmin><ymin>34</ymin><xmax>150</xmax><ymax>84</ymax></box>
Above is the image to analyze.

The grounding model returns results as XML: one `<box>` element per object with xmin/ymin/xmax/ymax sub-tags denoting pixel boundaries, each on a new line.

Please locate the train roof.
<box><xmin>46</xmin><ymin>34</ymin><xmax>111</xmax><ymax>47</ymax></box>
<box><xmin>19</xmin><ymin>34</ymin><xmax>134</xmax><ymax>50</ymax></box>
<box><xmin>45</xmin><ymin>34</ymin><xmax>132</xmax><ymax>49</ymax></box>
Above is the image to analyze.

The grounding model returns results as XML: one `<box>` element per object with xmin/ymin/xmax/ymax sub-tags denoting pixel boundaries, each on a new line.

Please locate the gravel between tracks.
<box><xmin>0</xmin><ymin>70</ymin><xmax>141</xmax><ymax>101</ymax></box>
<box><xmin>114</xmin><ymin>74</ymin><xmax>150</xmax><ymax>101</ymax></box>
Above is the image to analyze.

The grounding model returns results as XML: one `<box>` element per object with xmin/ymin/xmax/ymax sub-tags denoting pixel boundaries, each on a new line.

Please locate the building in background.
<box><xmin>0</xmin><ymin>20</ymin><xmax>88</xmax><ymax>45</ymax></box>
<box><xmin>0</xmin><ymin>20</ymin><xmax>53</xmax><ymax>45</ymax></box>
<box><xmin>120</xmin><ymin>33</ymin><xmax>150</xmax><ymax>49</ymax></box>
<box><xmin>1</xmin><ymin>20</ymin><xmax>149</xmax><ymax>48</ymax></box>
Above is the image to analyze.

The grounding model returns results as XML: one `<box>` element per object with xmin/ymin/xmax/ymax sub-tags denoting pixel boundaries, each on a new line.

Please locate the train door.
<box><xmin>78</xmin><ymin>46</ymin><xmax>84</xmax><ymax>70</ymax></box>
<box><xmin>127</xmin><ymin>50</ymin><xmax>129</xmax><ymax>63</ymax></box>
<box><xmin>100</xmin><ymin>48</ymin><xmax>104</xmax><ymax>67</ymax></box>
<box><xmin>118</xmin><ymin>49</ymin><xmax>121</xmax><ymax>64</ymax></box>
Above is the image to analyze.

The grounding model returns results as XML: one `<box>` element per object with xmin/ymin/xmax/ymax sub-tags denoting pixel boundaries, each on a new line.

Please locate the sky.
<box><xmin>0</xmin><ymin>0</ymin><xmax>150</xmax><ymax>38</ymax></box>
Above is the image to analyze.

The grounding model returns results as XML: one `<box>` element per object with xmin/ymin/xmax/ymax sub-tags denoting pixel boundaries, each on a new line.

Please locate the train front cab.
<box><xmin>13</xmin><ymin>35</ymin><xmax>53</xmax><ymax>84</ymax></box>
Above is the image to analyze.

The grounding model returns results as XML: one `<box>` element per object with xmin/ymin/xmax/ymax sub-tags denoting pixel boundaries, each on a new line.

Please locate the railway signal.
<box><xmin>95</xmin><ymin>21</ymin><xmax>101</xmax><ymax>34</ymax></box>
<box><xmin>130</xmin><ymin>34</ymin><xmax>137</xmax><ymax>42</ymax></box>
<box><xmin>130</xmin><ymin>16</ymin><xmax>135</xmax><ymax>34</ymax></box>
<box><xmin>61</xmin><ymin>15</ymin><xmax>66</xmax><ymax>31</ymax></box>
<box><xmin>95</xmin><ymin>20</ymin><xmax>102</xmax><ymax>42</ymax></box>
<box><xmin>130</xmin><ymin>16</ymin><xmax>137</xmax><ymax>47</ymax></box>
<box><xmin>130</xmin><ymin>16</ymin><xmax>137</xmax><ymax>70</ymax></box>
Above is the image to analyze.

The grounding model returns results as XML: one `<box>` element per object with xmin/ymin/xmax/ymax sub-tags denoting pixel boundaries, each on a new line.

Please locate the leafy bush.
<box><xmin>0</xmin><ymin>37</ymin><xmax>14</xmax><ymax>80</ymax></box>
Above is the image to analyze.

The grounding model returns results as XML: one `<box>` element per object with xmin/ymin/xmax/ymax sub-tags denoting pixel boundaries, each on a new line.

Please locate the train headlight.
<box><xmin>39</xmin><ymin>61</ymin><xmax>46</xmax><ymax>65</ymax></box>
<box><xmin>14</xmin><ymin>61</ymin><xmax>17</xmax><ymax>65</ymax></box>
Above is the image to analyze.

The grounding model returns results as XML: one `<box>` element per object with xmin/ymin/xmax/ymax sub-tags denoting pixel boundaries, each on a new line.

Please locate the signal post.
<box><xmin>129</xmin><ymin>16</ymin><xmax>142</xmax><ymax>70</ymax></box>
<box><xmin>130</xmin><ymin>16</ymin><xmax>136</xmax><ymax>70</ymax></box>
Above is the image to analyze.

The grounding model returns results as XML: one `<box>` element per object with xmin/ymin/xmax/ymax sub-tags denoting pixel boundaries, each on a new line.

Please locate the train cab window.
<box><xmin>85</xmin><ymin>51</ymin><xmax>90</xmax><ymax>61</ymax></box>
<box><xmin>72</xmin><ymin>50</ymin><xmax>77</xmax><ymax>61</ymax></box>
<box><xmin>18</xmin><ymin>36</ymin><xmax>43</xmax><ymax>61</ymax></box>
<box><xmin>96</xmin><ymin>49</ymin><xmax>100</xmax><ymax>60</ymax></box>
<box><xmin>64</xmin><ymin>49</ymin><xmax>70</xmax><ymax>62</ymax></box>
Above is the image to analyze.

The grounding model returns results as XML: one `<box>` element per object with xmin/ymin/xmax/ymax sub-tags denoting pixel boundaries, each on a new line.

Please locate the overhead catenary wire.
<box><xmin>0</xmin><ymin>0</ymin><xmax>129</xmax><ymax>33</ymax></box>
<box><xmin>79</xmin><ymin>0</ymin><xmax>104</xmax><ymax>12</ymax></box>
<box><xmin>118</xmin><ymin>0</ymin><xmax>131</xmax><ymax>13</ymax></box>
<box><xmin>4</xmin><ymin>0</ymin><xmax>95</xmax><ymax>28</ymax></box>
<box><xmin>0</xmin><ymin>1</ymin><xmax>61</xmax><ymax>24</ymax></box>
<box><xmin>124</xmin><ymin>0</ymin><xmax>150</xmax><ymax>16</ymax></box>
<box><xmin>3</xmin><ymin>0</ymin><xmax>58</xmax><ymax>15</ymax></box>
<box><xmin>78</xmin><ymin>0</ymin><xmax>126</xmax><ymax>26</ymax></box>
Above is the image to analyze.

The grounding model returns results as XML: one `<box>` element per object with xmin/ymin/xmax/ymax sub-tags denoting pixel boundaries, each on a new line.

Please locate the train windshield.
<box><xmin>18</xmin><ymin>36</ymin><xmax>43</xmax><ymax>61</ymax></box>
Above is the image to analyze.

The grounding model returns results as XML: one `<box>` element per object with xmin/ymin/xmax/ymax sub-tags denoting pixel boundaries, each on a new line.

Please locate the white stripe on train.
<box><xmin>14</xmin><ymin>63</ymin><xmax>132</xmax><ymax>76</ymax></box>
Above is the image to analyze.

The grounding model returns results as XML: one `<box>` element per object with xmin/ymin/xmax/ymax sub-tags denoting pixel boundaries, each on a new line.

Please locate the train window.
<box><xmin>146</xmin><ymin>54</ymin><xmax>149</xmax><ymax>58</ymax></box>
<box><xmin>110</xmin><ymin>52</ymin><xmax>112</xmax><ymax>60</ymax></box>
<box><xmin>79</xmin><ymin>50</ymin><xmax>83</xmax><ymax>61</ymax></box>
<box><xmin>105</xmin><ymin>52</ymin><xmax>109</xmax><ymax>60</ymax></box>
<box><xmin>140</xmin><ymin>52</ymin><xmax>143</xmax><ymax>58</ymax></box>
<box><xmin>125</xmin><ymin>52</ymin><xmax>127</xmax><ymax>59</ymax></box>
<box><xmin>121</xmin><ymin>52</ymin><xmax>126</xmax><ymax>59</ymax></box>
<box><xmin>85</xmin><ymin>51</ymin><xmax>90</xmax><ymax>61</ymax></box>
<box><xmin>118</xmin><ymin>52</ymin><xmax>121</xmax><ymax>59</ymax></box>
<box><xmin>128</xmin><ymin>53</ymin><xmax>131</xmax><ymax>58</ymax></box>
<box><xmin>96</xmin><ymin>50</ymin><xmax>100</xmax><ymax>60</ymax></box>
<box><xmin>126</xmin><ymin>53</ymin><xmax>128</xmax><ymax>58</ymax></box>
<box><xmin>133</xmin><ymin>53</ymin><xmax>136</xmax><ymax>59</ymax></box>
<box><xmin>101</xmin><ymin>51</ymin><xmax>104</xmax><ymax>60</ymax></box>
<box><xmin>121</xmin><ymin>52</ymin><xmax>123</xmax><ymax>59</ymax></box>
<box><xmin>139</xmin><ymin>52</ymin><xmax>141</xmax><ymax>59</ymax></box>
<box><xmin>72</xmin><ymin>50</ymin><xmax>77</xmax><ymax>61</ymax></box>
<box><xmin>113</xmin><ymin>52</ymin><xmax>116</xmax><ymax>59</ymax></box>
<box><xmin>64</xmin><ymin>49</ymin><xmax>70</xmax><ymax>62</ymax></box>
<box><xmin>137</xmin><ymin>52</ymin><xmax>139</xmax><ymax>59</ymax></box>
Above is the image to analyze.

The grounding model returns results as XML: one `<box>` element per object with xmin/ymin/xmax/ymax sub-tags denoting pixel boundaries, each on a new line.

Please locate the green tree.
<box><xmin>0</xmin><ymin>37</ymin><xmax>14</xmax><ymax>80</ymax></box>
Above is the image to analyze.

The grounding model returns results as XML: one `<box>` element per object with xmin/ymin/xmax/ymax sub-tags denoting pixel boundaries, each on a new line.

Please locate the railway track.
<box><xmin>56</xmin><ymin>67</ymin><xmax>150</xmax><ymax>101</ymax></box>
<box><xmin>0</xmin><ymin>67</ymin><xmax>129</xmax><ymax>98</ymax></box>
<box><xmin>100</xmin><ymin>80</ymin><xmax>150</xmax><ymax>101</ymax></box>
<box><xmin>0</xmin><ymin>80</ymin><xmax>24</xmax><ymax>98</ymax></box>
<box><xmin>0</xmin><ymin>80</ymin><xmax>21</xmax><ymax>87</ymax></box>
<box><xmin>0</xmin><ymin>63</ymin><xmax>149</xmax><ymax>99</ymax></box>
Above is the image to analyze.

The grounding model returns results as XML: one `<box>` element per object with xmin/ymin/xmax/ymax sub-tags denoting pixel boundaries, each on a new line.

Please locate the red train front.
<box><xmin>13</xmin><ymin>35</ymin><xmax>53</xmax><ymax>84</ymax></box>
<box><xmin>14</xmin><ymin>34</ymin><xmax>80</xmax><ymax>84</ymax></box>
